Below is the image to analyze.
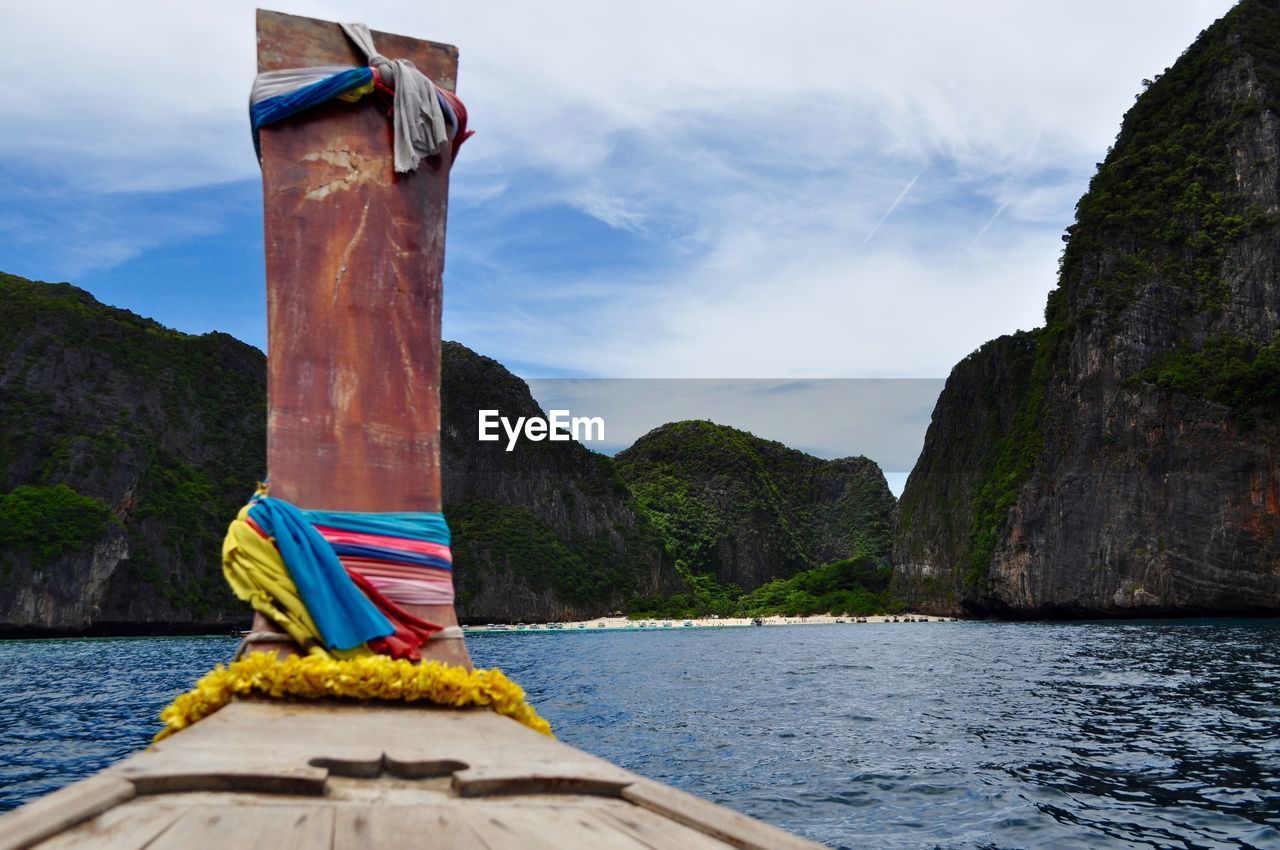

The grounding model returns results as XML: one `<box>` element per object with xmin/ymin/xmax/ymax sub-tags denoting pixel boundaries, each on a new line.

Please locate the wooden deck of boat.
<box><xmin>0</xmin><ymin>700</ymin><xmax>822</xmax><ymax>849</ymax></box>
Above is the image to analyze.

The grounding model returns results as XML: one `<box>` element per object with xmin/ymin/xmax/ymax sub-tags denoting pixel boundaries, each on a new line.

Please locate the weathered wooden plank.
<box><xmin>33</xmin><ymin>800</ymin><xmax>189</xmax><ymax>850</ymax></box>
<box><xmin>146</xmin><ymin>804</ymin><xmax>333</xmax><ymax>850</ymax></box>
<box><xmin>334</xmin><ymin>805</ymin><xmax>491</xmax><ymax>849</ymax></box>
<box><xmin>256</xmin><ymin>10</ymin><xmax>457</xmax><ymax>88</ymax></box>
<box><xmin>461</xmin><ymin>804</ymin><xmax>653</xmax><ymax>850</ymax></box>
<box><xmin>256</xmin><ymin>9</ymin><xmax>457</xmax><ymax>514</ymax></box>
<box><xmin>453</xmin><ymin>767</ymin><xmax>629</xmax><ymax>798</ymax></box>
<box><xmin>0</xmin><ymin>776</ymin><xmax>134</xmax><ymax>850</ymax></box>
<box><xmin>591</xmin><ymin>806</ymin><xmax>739</xmax><ymax>850</ymax></box>
<box><xmin>128</xmin><ymin>699</ymin><xmax>630</xmax><ymax>779</ymax></box>
<box><xmin>118</xmin><ymin>765</ymin><xmax>327</xmax><ymax>796</ymax></box>
<box><xmin>621</xmin><ymin>780</ymin><xmax>824</xmax><ymax>850</ymax></box>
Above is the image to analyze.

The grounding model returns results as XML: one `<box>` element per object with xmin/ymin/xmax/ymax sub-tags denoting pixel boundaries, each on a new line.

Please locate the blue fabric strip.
<box><xmin>250</xmin><ymin>67</ymin><xmax>374</xmax><ymax>155</ymax></box>
<box><xmin>251</xmin><ymin>67</ymin><xmax>373</xmax><ymax>131</ymax></box>
<box><xmin>436</xmin><ymin>89</ymin><xmax>457</xmax><ymax>137</ymax></box>
<box><xmin>328</xmin><ymin>543</ymin><xmax>453</xmax><ymax>572</ymax></box>
<box><xmin>248</xmin><ymin>497</ymin><xmax>393</xmax><ymax>650</ymax></box>
<box><xmin>300</xmin><ymin>510</ymin><xmax>452</xmax><ymax>547</ymax></box>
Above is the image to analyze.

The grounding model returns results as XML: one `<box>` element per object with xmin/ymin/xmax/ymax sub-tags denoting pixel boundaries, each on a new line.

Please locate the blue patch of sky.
<box><xmin>443</xmin><ymin>209</ymin><xmax>661</xmax><ymax>375</ymax></box>
<box><xmin>0</xmin><ymin>168</ymin><xmax>268</xmax><ymax>350</ymax></box>
<box><xmin>77</xmin><ymin>182</ymin><xmax>268</xmax><ymax>351</ymax></box>
<box><xmin>0</xmin><ymin>152</ymin><xmax>677</xmax><ymax>374</ymax></box>
<box><xmin>442</xmin><ymin>157</ymin><xmax>695</xmax><ymax>376</ymax></box>
<box><xmin>446</xmin><ymin>184</ymin><xmax>658</xmax><ymax>285</ymax></box>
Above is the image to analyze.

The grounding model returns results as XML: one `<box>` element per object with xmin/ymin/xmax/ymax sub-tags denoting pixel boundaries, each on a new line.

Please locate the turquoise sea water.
<box><xmin>1</xmin><ymin>621</ymin><xmax>1278</xmax><ymax>848</ymax></box>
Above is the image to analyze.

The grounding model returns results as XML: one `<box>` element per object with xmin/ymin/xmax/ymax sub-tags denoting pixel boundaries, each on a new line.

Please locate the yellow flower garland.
<box><xmin>155</xmin><ymin>652</ymin><xmax>553</xmax><ymax>741</ymax></box>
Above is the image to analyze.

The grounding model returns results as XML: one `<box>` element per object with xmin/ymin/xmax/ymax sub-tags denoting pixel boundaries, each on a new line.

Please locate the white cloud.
<box><xmin>475</xmin><ymin>225</ymin><xmax>1061</xmax><ymax>379</ymax></box>
<box><xmin>0</xmin><ymin>1</ymin><xmax>1231</xmax><ymax>190</ymax></box>
<box><xmin>0</xmin><ymin>0</ymin><xmax>1239</xmax><ymax>376</ymax></box>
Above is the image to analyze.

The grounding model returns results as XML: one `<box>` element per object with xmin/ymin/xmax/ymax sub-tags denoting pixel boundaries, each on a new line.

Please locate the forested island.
<box><xmin>0</xmin><ymin>274</ymin><xmax>897</xmax><ymax>632</ymax></box>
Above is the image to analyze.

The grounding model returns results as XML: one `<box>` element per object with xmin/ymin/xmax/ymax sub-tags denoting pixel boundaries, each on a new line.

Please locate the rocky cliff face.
<box><xmin>0</xmin><ymin>274</ymin><xmax>264</xmax><ymax>633</ymax></box>
<box><xmin>0</xmin><ymin>276</ymin><xmax>888</xmax><ymax>631</ymax></box>
<box><xmin>895</xmin><ymin>0</ymin><xmax>1280</xmax><ymax>617</ymax></box>
<box><xmin>617</xmin><ymin>420</ymin><xmax>896</xmax><ymax>591</ymax></box>
<box><xmin>440</xmin><ymin>342</ymin><xmax>676</xmax><ymax>622</ymax></box>
<box><xmin>0</xmin><ymin>283</ymin><xmax>676</xmax><ymax>632</ymax></box>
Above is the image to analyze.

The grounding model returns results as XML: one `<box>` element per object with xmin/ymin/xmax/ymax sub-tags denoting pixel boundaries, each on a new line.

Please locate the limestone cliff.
<box><xmin>0</xmin><ymin>276</ymin><xmax>884</xmax><ymax>631</ymax></box>
<box><xmin>894</xmin><ymin>0</ymin><xmax>1280</xmax><ymax>616</ymax></box>
<box><xmin>0</xmin><ymin>273</ymin><xmax>264</xmax><ymax>633</ymax></box>
<box><xmin>0</xmin><ymin>284</ymin><xmax>674</xmax><ymax>632</ymax></box>
<box><xmin>617</xmin><ymin>421</ymin><xmax>896</xmax><ymax>591</ymax></box>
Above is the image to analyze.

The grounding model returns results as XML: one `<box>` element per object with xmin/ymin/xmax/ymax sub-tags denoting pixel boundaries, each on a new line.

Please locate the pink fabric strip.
<box><xmin>357</xmin><ymin>574</ymin><xmax>455</xmax><ymax>606</ymax></box>
<box><xmin>313</xmin><ymin>526</ymin><xmax>453</xmax><ymax>563</ymax></box>
<box><xmin>342</xmin><ymin>555</ymin><xmax>455</xmax><ymax>606</ymax></box>
<box><xmin>340</xmin><ymin>558</ymin><xmax>453</xmax><ymax>580</ymax></box>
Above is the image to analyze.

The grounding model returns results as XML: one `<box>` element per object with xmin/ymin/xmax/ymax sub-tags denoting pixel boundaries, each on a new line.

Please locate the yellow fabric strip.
<box><xmin>222</xmin><ymin>504</ymin><xmax>369</xmax><ymax>659</ymax></box>
<box><xmin>155</xmin><ymin>653</ymin><xmax>554</xmax><ymax>741</ymax></box>
<box><xmin>222</xmin><ymin>504</ymin><xmax>324</xmax><ymax>654</ymax></box>
<box><xmin>336</xmin><ymin>79</ymin><xmax>375</xmax><ymax>102</ymax></box>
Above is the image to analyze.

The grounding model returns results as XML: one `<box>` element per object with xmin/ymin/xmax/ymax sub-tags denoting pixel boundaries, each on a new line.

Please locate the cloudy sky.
<box><xmin>0</xmin><ymin>0</ymin><xmax>1236</xmax><ymax>488</ymax></box>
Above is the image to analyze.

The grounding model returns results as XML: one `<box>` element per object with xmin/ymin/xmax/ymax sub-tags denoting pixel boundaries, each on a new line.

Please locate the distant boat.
<box><xmin>752</xmin><ymin>618</ymin><xmax>764</xmax><ymax>627</ymax></box>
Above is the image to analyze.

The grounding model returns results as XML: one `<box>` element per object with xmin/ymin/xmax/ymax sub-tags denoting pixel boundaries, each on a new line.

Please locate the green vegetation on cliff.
<box><xmin>619</xmin><ymin>420</ymin><xmax>898</xmax><ymax>617</ymax></box>
<box><xmin>961</xmin><ymin>330</ymin><xmax>1045</xmax><ymax>587</ymax></box>
<box><xmin>892</xmin><ymin>330</ymin><xmax>1043</xmax><ymax>607</ymax></box>
<box><xmin>447</xmin><ymin>497</ymin><xmax>651</xmax><ymax>608</ymax></box>
<box><xmin>1134</xmin><ymin>334</ymin><xmax>1280</xmax><ymax>417</ymax></box>
<box><xmin>628</xmin><ymin>552</ymin><xmax>896</xmax><ymax>619</ymax></box>
<box><xmin>0</xmin><ymin>272</ymin><xmax>264</xmax><ymax>629</ymax></box>
<box><xmin>0</xmin><ymin>484</ymin><xmax>114</xmax><ymax>569</ymax></box>
<box><xmin>1061</xmin><ymin>2</ymin><xmax>1280</xmax><ymax>315</ymax></box>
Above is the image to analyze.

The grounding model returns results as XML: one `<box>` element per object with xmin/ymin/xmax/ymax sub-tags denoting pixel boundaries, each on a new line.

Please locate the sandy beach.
<box><xmin>464</xmin><ymin>613</ymin><xmax>957</xmax><ymax>633</ymax></box>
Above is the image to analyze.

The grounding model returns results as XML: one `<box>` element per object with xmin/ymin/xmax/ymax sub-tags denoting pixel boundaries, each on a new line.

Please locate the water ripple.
<box><xmin>1</xmin><ymin>621</ymin><xmax>1278</xmax><ymax>848</ymax></box>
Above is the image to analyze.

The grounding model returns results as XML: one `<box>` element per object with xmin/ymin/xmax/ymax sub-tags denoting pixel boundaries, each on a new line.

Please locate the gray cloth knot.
<box><xmin>340</xmin><ymin>22</ymin><xmax>449</xmax><ymax>173</ymax></box>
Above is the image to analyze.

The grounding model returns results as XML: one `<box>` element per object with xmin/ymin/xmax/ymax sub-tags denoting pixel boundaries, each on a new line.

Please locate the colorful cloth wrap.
<box><xmin>248</xmin><ymin>22</ymin><xmax>473</xmax><ymax>170</ymax></box>
<box><xmin>305</xmin><ymin>510</ymin><xmax>456</xmax><ymax>607</ymax></box>
<box><xmin>222</xmin><ymin>492</ymin><xmax>455</xmax><ymax>661</ymax></box>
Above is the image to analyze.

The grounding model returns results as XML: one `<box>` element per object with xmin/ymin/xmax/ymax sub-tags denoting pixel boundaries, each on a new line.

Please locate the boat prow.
<box><xmin>0</xmin><ymin>699</ymin><xmax>821</xmax><ymax>849</ymax></box>
<box><xmin>0</xmin><ymin>11</ymin><xmax>826</xmax><ymax>849</ymax></box>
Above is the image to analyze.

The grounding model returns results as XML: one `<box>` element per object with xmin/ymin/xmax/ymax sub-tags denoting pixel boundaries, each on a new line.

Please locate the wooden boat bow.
<box><xmin>0</xmin><ymin>11</ymin><xmax>823</xmax><ymax>849</ymax></box>
<box><xmin>0</xmin><ymin>699</ymin><xmax>821</xmax><ymax>849</ymax></box>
